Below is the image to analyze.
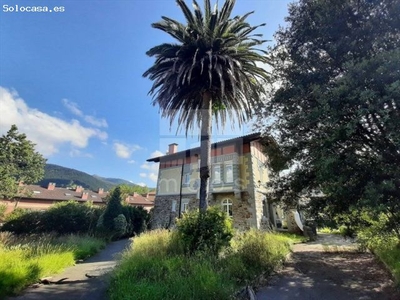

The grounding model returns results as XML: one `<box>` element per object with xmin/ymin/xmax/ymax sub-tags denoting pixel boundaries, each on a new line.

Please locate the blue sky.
<box><xmin>0</xmin><ymin>0</ymin><xmax>293</xmax><ymax>188</ymax></box>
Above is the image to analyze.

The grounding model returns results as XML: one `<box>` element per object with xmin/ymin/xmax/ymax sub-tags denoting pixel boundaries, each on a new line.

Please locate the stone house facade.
<box><xmin>147</xmin><ymin>133</ymin><xmax>288</xmax><ymax>230</ymax></box>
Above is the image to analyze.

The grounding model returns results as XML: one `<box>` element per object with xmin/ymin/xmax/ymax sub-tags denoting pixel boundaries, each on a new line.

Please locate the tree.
<box><xmin>143</xmin><ymin>0</ymin><xmax>269</xmax><ymax>211</ymax></box>
<box><xmin>102</xmin><ymin>186</ymin><xmax>124</xmax><ymax>231</ymax></box>
<box><xmin>257</xmin><ymin>0</ymin><xmax>400</xmax><ymax>236</ymax></box>
<box><xmin>0</xmin><ymin>125</ymin><xmax>46</xmax><ymax>200</ymax></box>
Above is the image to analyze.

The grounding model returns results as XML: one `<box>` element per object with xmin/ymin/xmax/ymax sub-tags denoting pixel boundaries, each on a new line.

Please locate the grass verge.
<box><xmin>357</xmin><ymin>229</ymin><xmax>400</xmax><ymax>286</ymax></box>
<box><xmin>109</xmin><ymin>229</ymin><xmax>295</xmax><ymax>300</ymax></box>
<box><xmin>0</xmin><ymin>232</ymin><xmax>106</xmax><ymax>298</ymax></box>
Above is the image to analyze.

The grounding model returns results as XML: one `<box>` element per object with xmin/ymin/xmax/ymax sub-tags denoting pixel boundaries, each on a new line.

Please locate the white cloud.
<box><xmin>137</xmin><ymin>182</ymin><xmax>147</xmax><ymax>187</ymax></box>
<box><xmin>140</xmin><ymin>162</ymin><xmax>159</xmax><ymax>172</ymax></box>
<box><xmin>127</xmin><ymin>160</ymin><xmax>135</xmax><ymax>164</ymax></box>
<box><xmin>69</xmin><ymin>149</ymin><xmax>94</xmax><ymax>158</ymax></box>
<box><xmin>150</xmin><ymin>150</ymin><xmax>164</xmax><ymax>158</ymax></box>
<box><xmin>140</xmin><ymin>158</ymin><xmax>160</xmax><ymax>183</ymax></box>
<box><xmin>149</xmin><ymin>173</ymin><xmax>158</xmax><ymax>182</ymax></box>
<box><xmin>113</xmin><ymin>142</ymin><xmax>141</xmax><ymax>159</ymax></box>
<box><xmin>0</xmin><ymin>87</ymin><xmax>108</xmax><ymax>156</ymax></box>
<box><xmin>84</xmin><ymin>115</ymin><xmax>108</xmax><ymax>128</ymax></box>
<box><xmin>62</xmin><ymin>99</ymin><xmax>83</xmax><ymax>116</ymax></box>
<box><xmin>62</xmin><ymin>98</ymin><xmax>108</xmax><ymax>128</ymax></box>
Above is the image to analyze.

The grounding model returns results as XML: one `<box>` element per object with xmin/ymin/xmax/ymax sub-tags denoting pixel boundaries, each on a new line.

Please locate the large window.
<box><xmin>213</xmin><ymin>164</ymin><xmax>221</xmax><ymax>184</ymax></box>
<box><xmin>224</xmin><ymin>161</ymin><xmax>233</xmax><ymax>183</ymax></box>
<box><xmin>222</xmin><ymin>198</ymin><xmax>233</xmax><ymax>217</ymax></box>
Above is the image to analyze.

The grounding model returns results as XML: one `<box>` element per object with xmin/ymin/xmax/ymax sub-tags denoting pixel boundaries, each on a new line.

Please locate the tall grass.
<box><xmin>0</xmin><ymin>232</ymin><xmax>106</xmax><ymax>298</ymax></box>
<box><xmin>109</xmin><ymin>229</ymin><xmax>295</xmax><ymax>300</ymax></box>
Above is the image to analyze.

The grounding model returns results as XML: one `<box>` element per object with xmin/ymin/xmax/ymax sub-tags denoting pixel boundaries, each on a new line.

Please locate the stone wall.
<box><xmin>150</xmin><ymin>195</ymin><xmax>179</xmax><ymax>229</ymax></box>
<box><xmin>211</xmin><ymin>192</ymin><xmax>253</xmax><ymax>230</ymax></box>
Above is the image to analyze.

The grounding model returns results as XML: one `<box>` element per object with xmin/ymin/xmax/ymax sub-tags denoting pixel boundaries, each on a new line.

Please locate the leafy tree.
<box><xmin>0</xmin><ymin>125</ymin><xmax>46</xmax><ymax>200</ymax></box>
<box><xmin>257</xmin><ymin>0</ymin><xmax>400</xmax><ymax>236</ymax></box>
<box><xmin>143</xmin><ymin>0</ymin><xmax>269</xmax><ymax>211</ymax></box>
<box><xmin>107</xmin><ymin>184</ymin><xmax>149</xmax><ymax>202</ymax></box>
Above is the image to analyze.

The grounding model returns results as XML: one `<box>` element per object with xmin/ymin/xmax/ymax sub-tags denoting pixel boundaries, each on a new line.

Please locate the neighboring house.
<box><xmin>147</xmin><ymin>133</ymin><xmax>292</xmax><ymax>230</ymax></box>
<box><xmin>1</xmin><ymin>182</ymin><xmax>155</xmax><ymax>215</ymax></box>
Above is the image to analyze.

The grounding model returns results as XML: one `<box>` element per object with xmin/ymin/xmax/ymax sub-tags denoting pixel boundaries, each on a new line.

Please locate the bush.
<box><xmin>122</xmin><ymin>205</ymin><xmax>149</xmax><ymax>236</ymax></box>
<box><xmin>1</xmin><ymin>202</ymin><xmax>104</xmax><ymax>236</ymax></box>
<box><xmin>1</xmin><ymin>210</ymin><xmax>45</xmax><ymax>234</ymax></box>
<box><xmin>113</xmin><ymin>214</ymin><xmax>127</xmax><ymax>238</ymax></box>
<box><xmin>175</xmin><ymin>207</ymin><xmax>233</xmax><ymax>255</ymax></box>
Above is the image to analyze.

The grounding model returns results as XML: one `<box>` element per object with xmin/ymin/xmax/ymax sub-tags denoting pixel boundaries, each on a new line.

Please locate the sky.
<box><xmin>0</xmin><ymin>0</ymin><xmax>294</xmax><ymax>188</ymax></box>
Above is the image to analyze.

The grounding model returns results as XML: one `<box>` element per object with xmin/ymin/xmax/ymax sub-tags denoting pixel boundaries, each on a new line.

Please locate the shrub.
<box><xmin>122</xmin><ymin>205</ymin><xmax>149</xmax><ymax>236</ymax></box>
<box><xmin>1</xmin><ymin>211</ymin><xmax>45</xmax><ymax>234</ymax></box>
<box><xmin>1</xmin><ymin>202</ymin><xmax>104</xmax><ymax>236</ymax></box>
<box><xmin>44</xmin><ymin>201</ymin><xmax>96</xmax><ymax>235</ymax></box>
<box><xmin>113</xmin><ymin>214</ymin><xmax>127</xmax><ymax>238</ymax></box>
<box><xmin>175</xmin><ymin>206</ymin><xmax>233</xmax><ymax>255</ymax></box>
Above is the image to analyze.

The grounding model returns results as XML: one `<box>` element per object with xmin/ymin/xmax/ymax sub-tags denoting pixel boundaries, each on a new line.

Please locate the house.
<box><xmin>147</xmin><ymin>133</ymin><xmax>292</xmax><ymax>230</ymax></box>
<box><xmin>1</xmin><ymin>182</ymin><xmax>155</xmax><ymax>215</ymax></box>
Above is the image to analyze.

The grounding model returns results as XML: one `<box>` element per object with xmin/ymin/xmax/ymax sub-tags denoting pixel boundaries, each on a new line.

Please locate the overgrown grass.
<box><xmin>318</xmin><ymin>227</ymin><xmax>340</xmax><ymax>234</ymax></box>
<box><xmin>357</xmin><ymin>230</ymin><xmax>400</xmax><ymax>285</ymax></box>
<box><xmin>0</xmin><ymin>232</ymin><xmax>106</xmax><ymax>297</ymax></box>
<box><xmin>109</xmin><ymin>229</ymin><xmax>295</xmax><ymax>300</ymax></box>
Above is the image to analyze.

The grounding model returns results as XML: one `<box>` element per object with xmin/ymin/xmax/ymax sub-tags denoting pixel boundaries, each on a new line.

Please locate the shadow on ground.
<box><xmin>257</xmin><ymin>234</ymin><xmax>400</xmax><ymax>300</ymax></box>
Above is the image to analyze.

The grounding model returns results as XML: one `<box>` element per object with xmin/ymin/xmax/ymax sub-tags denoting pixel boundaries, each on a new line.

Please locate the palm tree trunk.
<box><xmin>199</xmin><ymin>92</ymin><xmax>212</xmax><ymax>212</ymax></box>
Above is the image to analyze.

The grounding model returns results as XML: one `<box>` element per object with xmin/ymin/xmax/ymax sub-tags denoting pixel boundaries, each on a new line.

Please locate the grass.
<box><xmin>318</xmin><ymin>227</ymin><xmax>340</xmax><ymax>234</ymax></box>
<box><xmin>0</xmin><ymin>232</ymin><xmax>106</xmax><ymax>298</ymax></box>
<box><xmin>364</xmin><ymin>234</ymin><xmax>400</xmax><ymax>286</ymax></box>
<box><xmin>108</xmin><ymin>229</ymin><xmax>295</xmax><ymax>300</ymax></box>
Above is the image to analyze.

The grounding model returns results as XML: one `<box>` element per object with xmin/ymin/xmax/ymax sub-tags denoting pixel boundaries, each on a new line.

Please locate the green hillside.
<box><xmin>36</xmin><ymin>164</ymin><xmax>139</xmax><ymax>192</ymax></box>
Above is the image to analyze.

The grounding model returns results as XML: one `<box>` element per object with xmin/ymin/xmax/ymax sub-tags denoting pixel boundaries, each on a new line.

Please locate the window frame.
<box><xmin>224</xmin><ymin>161</ymin><xmax>233</xmax><ymax>183</ymax></box>
<box><xmin>213</xmin><ymin>164</ymin><xmax>222</xmax><ymax>184</ymax></box>
<box><xmin>221</xmin><ymin>198</ymin><xmax>233</xmax><ymax>217</ymax></box>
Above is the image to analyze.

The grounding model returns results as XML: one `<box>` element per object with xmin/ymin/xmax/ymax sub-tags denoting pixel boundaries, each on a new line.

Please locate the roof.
<box><xmin>16</xmin><ymin>185</ymin><xmax>108</xmax><ymax>203</ymax></box>
<box><xmin>126</xmin><ymin>193</ymin><xmax>155</xmax><ymax>206</ymax></box>
<box><xmin>147</xmin><ymin>132</ymin><xmax>261</xmax><ymax>163</ymax></box>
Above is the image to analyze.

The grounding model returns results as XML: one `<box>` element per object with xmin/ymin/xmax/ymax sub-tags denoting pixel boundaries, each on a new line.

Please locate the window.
<box><xmin>181</xmin><ymin>199</ymin><xmax>189</xmax><ymax>213</ymax></box>
<box><xmin>224</xmin><ymin>161</ymin><xmax>233</xmax><ymax>183</ymax></box>
<box><xmin>183</xmin><ymin>173</ymin><xmax>190</xmax><ymax>185</ymax></box>
<box><xmin>222</xmin><ymin>199</ymin><xmax>233</xmax><ymax>217</ymax></box>
<box><xmin>171</xmin><ymin>200</ymin><xmax>177</xmax><ymax>212</ymax></box>
<box><xmin>213</xmin><ymin>164</ymin><xmax>221</xmax><ymax>184</ymax></box>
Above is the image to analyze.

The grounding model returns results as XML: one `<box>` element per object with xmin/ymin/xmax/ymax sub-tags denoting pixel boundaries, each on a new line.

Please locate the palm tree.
<box><xmin>143</xmin><ymin>0</ymin><xmax>269</xmax><ymax>212</ymax></box>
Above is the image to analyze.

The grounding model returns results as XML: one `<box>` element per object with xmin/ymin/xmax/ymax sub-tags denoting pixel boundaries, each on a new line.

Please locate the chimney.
<box><xmin>98</xmin><ymin>188</ymin><xmax>104</xmax><ymax>195</ymax></box>
<box><xmin>75</xmin><ymin>186</ymin><xmax>83</xmax><ymax>193</ymax></box>
<box><xmin>81</xmin><ymin>192</ymin><xmax>89</xmax><ymax>200</ymax></box>
<box><xmin>168</xmin><ymin>143</ymin><xmax>178</xmax><ymax>154</ymax></box>
<box><xmin>47</xmin><ymin>182</ymin><xmax>56</xmax><ymax>190</ymax></box>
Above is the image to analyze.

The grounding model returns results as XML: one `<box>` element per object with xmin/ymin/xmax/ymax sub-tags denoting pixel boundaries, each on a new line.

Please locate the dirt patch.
<box><xmin>256</xmin><ymin>234</ymin><xmax>400</xmax><ymax>300</ymax></box>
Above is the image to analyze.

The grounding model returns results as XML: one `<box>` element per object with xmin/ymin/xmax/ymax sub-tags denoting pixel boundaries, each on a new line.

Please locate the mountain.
<box><xmin>92</xmin><ymin>175</ymin><xmax>136</xmax><ymax>187</ymax></box>
<box><xmin>36</xmin><ymin>164</ymin><xmax>139</xmax><ymax>192</ymax></box>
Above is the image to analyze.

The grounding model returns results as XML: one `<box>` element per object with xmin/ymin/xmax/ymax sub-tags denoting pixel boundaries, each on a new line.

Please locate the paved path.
<box><xmin>11</xmin><ymin>238</ymin><xmax>132</xmax><ymax>300</ymax></box>
<box><xmin>256</xmin><ymin>234</ymin><xmax>399</xmax><ymax>300</ymax></box>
